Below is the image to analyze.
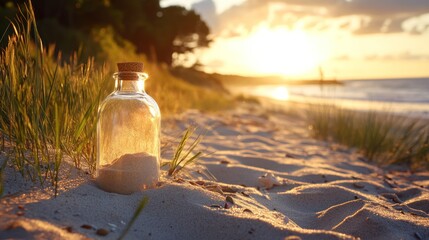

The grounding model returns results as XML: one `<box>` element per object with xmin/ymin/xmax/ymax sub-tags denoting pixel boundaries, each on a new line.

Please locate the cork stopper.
<box><xmin>117</xmin><ymin>62</ymin><xmax>144</xmax><ymax>72</ymax></box>
<box><xmin>116</xmin><ymin>62</ymin><xmax>144</xmax><ymax>80</ymax></box>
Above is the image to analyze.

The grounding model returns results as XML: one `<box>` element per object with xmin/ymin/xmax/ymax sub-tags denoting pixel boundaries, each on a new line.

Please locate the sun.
<box><xmin>245</xmin><ymin>26</ymin><xmax>322</xmax><ymax>77</ymax></box>
<box><xmin>236</xmin><ymin>26</ymin><xmax>322</xmax><ymax>76</ymax></box>
<box><xmin>200</xmin><ymin>24</ymin><xmax>326</xmax><ymax>78</ymax></box>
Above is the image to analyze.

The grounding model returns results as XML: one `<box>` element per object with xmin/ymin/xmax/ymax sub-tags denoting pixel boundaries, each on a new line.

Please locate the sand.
<box><xmin>96</xmin><ymin>152</ymin><xmax>159</xmax><ymax>194</ymax></box>
<box><xmin>1</xmin><ymin>104</ymin><xmax>429</xmax><ymax>240</ymax></box>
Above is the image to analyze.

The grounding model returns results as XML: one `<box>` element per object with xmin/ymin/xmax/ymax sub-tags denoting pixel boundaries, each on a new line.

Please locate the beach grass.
<box><xmin>0</xmin><ymin>2</ymin><xmax>231</xmax><ymax>191</ymax></box>
<box><xmin>306</xmin><ymin>104</ymin><xmax>429</xmax><ymax>169</ymax></box>
<box><xmin>163</xmin><ymin>127</ymin><xmax>203</xmax><ymax>177</ymax></box>
<box><xmin>0</xmin><ymin>2</ymin><xmax>109</xmax><ymax>191</ymax></box>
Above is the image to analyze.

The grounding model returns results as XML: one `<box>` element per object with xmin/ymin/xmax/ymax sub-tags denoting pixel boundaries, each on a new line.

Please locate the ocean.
<box><xmin>232</xmin><ymin>77</ymin><xmax>429</xmax><ymax>118</ymax></box>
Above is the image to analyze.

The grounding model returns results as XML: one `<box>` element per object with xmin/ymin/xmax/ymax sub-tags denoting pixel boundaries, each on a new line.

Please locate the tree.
<box><xmin>109</xmin><ymin>1</ymin><xmax>211</xmax><ymax>64</ymax></box>
<box><xmin>1</xmin><ymin>0</ymin><xmax>211</xmax><ymax>64</ymax></box>
<box><xmin>153</xmin><ymin>6</ymin><xmax>210</xmax><ymax>64</ymax></box>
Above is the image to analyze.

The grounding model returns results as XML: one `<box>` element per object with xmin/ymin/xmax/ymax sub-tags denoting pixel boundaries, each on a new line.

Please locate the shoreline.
<box><xmin>230</xmin><ymin>88</ymin><xmax>429</xmax><ymax>121</ymax></box>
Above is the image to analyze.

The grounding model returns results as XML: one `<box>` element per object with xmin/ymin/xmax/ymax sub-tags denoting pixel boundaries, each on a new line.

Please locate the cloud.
<box><xmin>217</xmin><ymin>1</ymin><xmax>271</xmax><ymax>33</ymax></box>
<box><xmin>217</xmin><ymin>0</ymin><xmax>429</xmax><ymax>35</ymax></box>
<box><xmin>330</xmin><ymin>0</ymin><xmax>429</xmax><ymax>17</ymax></box>
<box><xmin>192</xmin><ymin>0</ymin><xmax>218</xmax><ymax>30</ymax></box>
<box><xmin>364</xmin><ymin>52</ymin><xmax>429</xmax><ymax>61</ymax></box>
<box><xmin>353</xmin><ymin>16</ymin><xmax>407</xmax><ymax>34</ymax></box>
<box><xmin>403</xmin><ymin>13</ymin><xmax>429</xmax><ymax>34</ymax></box>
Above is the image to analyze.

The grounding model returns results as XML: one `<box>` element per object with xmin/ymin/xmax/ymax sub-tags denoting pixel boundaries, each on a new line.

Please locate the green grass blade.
<box><xmin>168</xmin><ymin>127</ymin><xmax>205</xmax><ymax>176</ymax></box>
<box><xmin>118</xmin><ymin>196</ymin><xmax>149</xmax><ymax>240</ymax></box>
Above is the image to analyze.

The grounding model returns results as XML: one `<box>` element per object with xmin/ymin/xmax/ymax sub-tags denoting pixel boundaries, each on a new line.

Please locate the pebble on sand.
<box><xmin>258</xmin><ymin>173</ymin><xmax>282</xmax><ymax>189</ymax></box>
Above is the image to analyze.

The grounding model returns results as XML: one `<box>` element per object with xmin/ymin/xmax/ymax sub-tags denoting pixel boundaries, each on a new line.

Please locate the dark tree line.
<box><xmin>0</xmin><ymin>0</ymin><xmax>210</xmax><ymax>64</ymax></box>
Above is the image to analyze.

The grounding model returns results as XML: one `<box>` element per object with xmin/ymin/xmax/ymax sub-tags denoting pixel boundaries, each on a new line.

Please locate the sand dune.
<box><xmin>1</xmin><ymin>105</ymin><xmax>428</xmax><ymax>239</ymax></box>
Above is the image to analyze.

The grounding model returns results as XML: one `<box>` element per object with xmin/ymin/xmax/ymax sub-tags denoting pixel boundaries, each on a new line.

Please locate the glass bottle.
<box><xmin>96</xmin><ymin>62</ymin><xmax>161</xmax><ymax>194</ymax></box>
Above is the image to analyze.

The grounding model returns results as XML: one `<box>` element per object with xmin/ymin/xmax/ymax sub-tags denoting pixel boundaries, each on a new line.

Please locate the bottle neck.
<box><xmin>115</xmin><ymin>80</ymin><xmax>145</xmax><ymax>93</ymax></box>
<box><xmin>113</xmin><ymin>72</ymin><xmax>148</xmax><ymax>94</ymax></box>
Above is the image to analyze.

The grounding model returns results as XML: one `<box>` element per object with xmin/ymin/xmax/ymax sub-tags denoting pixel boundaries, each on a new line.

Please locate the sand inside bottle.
<box><xmin>96</xmin><ymin>152</ymin><xmax>159</xmax><ymax>194</ymax></box>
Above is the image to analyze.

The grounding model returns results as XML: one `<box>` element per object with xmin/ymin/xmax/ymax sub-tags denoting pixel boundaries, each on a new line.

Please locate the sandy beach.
<box><xmin>1</xmin><ymin>104</ymin><xmax>429</xmax><ymax>240</ymax></box>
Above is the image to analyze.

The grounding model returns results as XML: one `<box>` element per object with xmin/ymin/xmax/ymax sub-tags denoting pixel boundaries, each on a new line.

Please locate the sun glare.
<box><xmin>201</xmin><ymin>24</ymin><xmax>328</xmax><ymax>78</ymax></box>
<box><xmin>271</xmin><ymin>86</ymin><xmax>290</xmax><ymax>101</ymax></box>
<box><xmin>245</xmin><ymin>26</ymin><xmax>322</xmax><ymax>77</ymax></box>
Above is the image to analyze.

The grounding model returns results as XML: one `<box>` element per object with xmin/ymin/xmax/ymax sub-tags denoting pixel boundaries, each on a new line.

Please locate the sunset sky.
<box><xmin>162</xmin><ymin>0</ymin><xmax>429</xmax><ymax>80</ymax></box>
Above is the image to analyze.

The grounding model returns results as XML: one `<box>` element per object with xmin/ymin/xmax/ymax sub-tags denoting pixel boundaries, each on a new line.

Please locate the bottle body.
<box><xmin>96</xmin><ymin>69</ymin><xmax>160</xmax><ymax>194</ymax></box>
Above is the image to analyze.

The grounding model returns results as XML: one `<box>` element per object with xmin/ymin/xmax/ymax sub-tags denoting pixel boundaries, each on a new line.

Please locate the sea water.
<box><xmin>234</xmin><ymin>78</ymin><xmax>429</xmax><ymax>118</ymax></box>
